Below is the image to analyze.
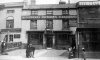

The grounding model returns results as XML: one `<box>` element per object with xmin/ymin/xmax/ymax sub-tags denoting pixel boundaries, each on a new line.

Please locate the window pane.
<box><xmin>30</xmin><ymin>20</ymin><xmax>37</xmax><ymax>29</ymax></box>
<box><xmin>14</xmin><ymin>34</ymin><xmax>20</xmax><ymax>38</ymax></box>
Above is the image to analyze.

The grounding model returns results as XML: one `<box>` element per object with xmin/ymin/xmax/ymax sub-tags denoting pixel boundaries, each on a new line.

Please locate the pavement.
<box><xmin>0</xmin><ymin>49</ymin><xmax>100</xmax><ymax>60</ymax></box>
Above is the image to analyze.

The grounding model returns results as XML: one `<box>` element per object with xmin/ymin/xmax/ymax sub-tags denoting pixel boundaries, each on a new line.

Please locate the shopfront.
<box><xmin>76</xmin><ymin>28</ymin><xmax>100</xmax><ymax>58</ymax></box>
<box><xmin>27</xmin><ymin>31</ymin><xmax>73</xmax><ymax>49</ymax></box>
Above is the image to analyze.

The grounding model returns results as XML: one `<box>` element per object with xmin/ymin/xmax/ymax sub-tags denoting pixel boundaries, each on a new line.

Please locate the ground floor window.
<box><xmin>3</xmin><ymin>34</ymin><xmax>20</xmax><ymax>43</ymax></box>
<box><xmin>28</xmin><ymin>33</ymin><xmax>43</xmax><ymax>45</ymax></box>
<box><xmin>55</xmin><ymin>34</ymin><xmax>69</xmax><ymax>45</ymax></box>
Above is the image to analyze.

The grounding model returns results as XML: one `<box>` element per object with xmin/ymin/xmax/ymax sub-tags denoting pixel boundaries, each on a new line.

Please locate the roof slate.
<box><xmin>26</xmin><ymin>3</ymin><xmax>76</xmax><ymax>9</ymax></box>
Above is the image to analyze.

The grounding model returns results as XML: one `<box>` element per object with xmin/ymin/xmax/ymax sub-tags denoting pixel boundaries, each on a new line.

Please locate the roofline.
<box><xmin>0</xmin><ymin>2</ymin><xmax>24</xmax><ymax>8</ymax></box>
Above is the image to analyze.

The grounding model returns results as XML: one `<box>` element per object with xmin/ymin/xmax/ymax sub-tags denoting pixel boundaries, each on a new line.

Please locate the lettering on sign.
<box><xmin>22</xmin><ymin>15</ymin><xmax>77</xmax><ymax>19</ymax></box>
<box><xmin>78</xmin><ymin>1</ymin><xmax>100</xmax><ymax>6</ymax></box>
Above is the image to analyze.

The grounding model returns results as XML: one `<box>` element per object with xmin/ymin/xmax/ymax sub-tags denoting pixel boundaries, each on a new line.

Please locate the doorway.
<box><xmin>46</xmin><ymin>35</ymin><xmax>53</xmax><ymax>48</ymax></box>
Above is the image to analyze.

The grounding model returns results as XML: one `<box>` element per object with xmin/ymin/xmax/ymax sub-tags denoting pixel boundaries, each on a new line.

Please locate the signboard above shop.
<box><xmin>22</xmin><ymin>15</ymin><xmax>77</xmax><ymax>20</ymax></box>
<box><xmin>77</xmin><ymin>1</ymin><xmax>100</xmax><ymax>7</ymax></box>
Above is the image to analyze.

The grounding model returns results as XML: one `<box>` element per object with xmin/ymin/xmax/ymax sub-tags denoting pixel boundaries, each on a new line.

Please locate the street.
<box><xmin>0</xmin><ymin>49</ymin><xmax>100</xmax><ymax>60</ymax></box>
<box><xmin>0</xmin><ymin>49</ymin><xmax>72</xmax><ymax>60</ymax></box>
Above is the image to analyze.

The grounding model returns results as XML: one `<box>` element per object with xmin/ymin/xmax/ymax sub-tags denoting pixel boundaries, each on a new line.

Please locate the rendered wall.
<box><xmin>53</xmin><ymin>20</ymin><xmax>62</xmax><ymax>31</ymax></box>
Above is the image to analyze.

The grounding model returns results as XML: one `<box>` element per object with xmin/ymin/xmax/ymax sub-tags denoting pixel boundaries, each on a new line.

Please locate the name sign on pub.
<box><xmin>22</xmin><ymin>15</ymin><xmax>77</xmax><ymax>19</ymax></box>
<box><xmin>78</xmin><ymin>1</ymin><xmax>100</xmax><ymax>6</ymax></box>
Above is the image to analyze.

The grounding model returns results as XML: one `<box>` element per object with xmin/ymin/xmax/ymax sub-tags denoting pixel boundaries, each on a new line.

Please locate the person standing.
<box><xmin>1</xmin><ymin>41</ymin><xmax>6</xmax><ymax>54</ymax></box>
<box><xmin>26</xmin><ymin>44</ymin><xmax>35</xmax><ymax>58</ymax></box>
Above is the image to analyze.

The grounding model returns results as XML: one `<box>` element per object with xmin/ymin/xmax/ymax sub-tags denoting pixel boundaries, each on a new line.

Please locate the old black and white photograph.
<box><xmin>0</xmin><ymin>0</ymin><xmax>100</xmax><ymax>60</ymax></box>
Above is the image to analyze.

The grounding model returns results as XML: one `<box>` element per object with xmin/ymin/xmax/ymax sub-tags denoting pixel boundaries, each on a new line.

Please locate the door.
<box><xmin>46</xmin><ymin>35</ymin><xmax>53</xmax><ymax>48</ymax></box>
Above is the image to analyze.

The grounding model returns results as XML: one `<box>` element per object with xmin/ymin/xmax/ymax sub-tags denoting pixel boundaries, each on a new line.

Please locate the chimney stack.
<box><xmin>31</xmin><ymin>0</ymin><xmax>36</xmax><ymax>5</ymax></box>
<box><xmin>24</xmin><ymin>0</ymin><xmax>36</xmax><ymax>6</ymax></box>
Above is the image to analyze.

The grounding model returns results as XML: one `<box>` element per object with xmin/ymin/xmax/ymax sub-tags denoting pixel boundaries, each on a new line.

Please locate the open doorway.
<box><xmin>46</xmin><ymin>35</ymin><xmax>53</xmax><ymax>48</ymax></box>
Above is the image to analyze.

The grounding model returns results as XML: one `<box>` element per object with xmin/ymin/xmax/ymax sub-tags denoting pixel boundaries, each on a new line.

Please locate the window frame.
<box><xmin>7</xmin><ymin>10</ymin><xmax>15</xmax><ymax>14</ymax></box>
<box><xmin>62</xmin><ymin>19</ymin><xmax>69</xmax><ymax>30</ymax></box>
<box><xmin>30</xmin><ymin>20</ymin><xmax>37</xmax><ymax>29</ymax></box>
<box><xmin>62</xmin><ymin>10</ymin><xmax>69</xmax><ymax>15</ymax></box>
<box><xmin>31</xmin><ymin>10</ymin><xmax>38</xmax><ymax>15</ymax></box>
<box><xmin>46</xmin><ymin>10</ymin><xmax>53</xmax><ymax>15</ymax></box>
<box><xmin>46</xmin><ymin>19</ymin><xmax>53</xmax><ymax>29</ymax></box>
<box><xmin>6</xmin><ymin>20</ymin><xmax>14</xmax><ymax>29</ymax></box>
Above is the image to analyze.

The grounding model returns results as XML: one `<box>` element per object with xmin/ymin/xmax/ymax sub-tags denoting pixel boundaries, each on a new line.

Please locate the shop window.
<box><xmin>46</xmin><ymin>10</ymin><xmax>53</xmax><ymax>15</ymax></box>
<box><xmin>62</xmin><ymin>19</ymin><xmax>69</xmax><ymax>30</ymax></box>
<box><xmin>6</xmin><ymin>20</ymin><xmax>14</xmax><ymax>28</ymax></box>
<box><xmin>62</xmin><ymin>10</ymin><xmax>68</xmax><ymax>15</ymax></box>
<box><xmin>30</xmin><ymin>20</ymin><xmax>37</xmax><ymax>29</ymax></box>
<box><xmin>46</xmin><ymin>19</ymin><xmax>53</xmax><ymax>29</ymax></box>
<box><xmin>31</xmin><ymin>10</ymin><xmax>38</xmax><ymax>15</ymax></box>
<box><xmin>81</xmin><ymin>32</ymin><xmax>100</xmax><ymax>51</ymax></box>
<box><xmin>14</xmin><ymin>34</ymin><xmax>20</xmax><ymax>38</ymax></box>
<box><xmin>7</xmin><ymin>10</ymin><xmax>14</xmax><ymax>14</ymax></box>
<box><xmin>29</xmin><ymin>34</ymin><xmax>39</xmax><ymax>45</ymax></box>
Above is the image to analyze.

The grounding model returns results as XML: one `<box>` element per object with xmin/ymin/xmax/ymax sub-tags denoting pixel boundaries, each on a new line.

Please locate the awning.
<box><xmin>27</xmin><ymin>30</ymin><xmax>44</xmax><ymax>34</ymax></box>
<box><xmin>27</xmin><ymin>30</ymin><xmax>72</xmax><ymax>34</ymax></box>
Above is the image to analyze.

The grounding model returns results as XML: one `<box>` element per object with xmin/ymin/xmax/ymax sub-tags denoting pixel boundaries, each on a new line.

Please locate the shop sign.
<box><xmin>22</xmin><ymin>15</ymin><xmax>77</xmax><ymax>19</ymax></box>
<box><xmin>78</xmin><ymin>1</ymin><xmax>100</xmax><ymax>6</ymax></box>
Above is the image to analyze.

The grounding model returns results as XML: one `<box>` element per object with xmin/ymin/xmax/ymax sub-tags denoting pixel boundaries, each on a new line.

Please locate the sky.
<box><xmin>0</xmin><ymin>0</ymin><xmax>97</xmax><ymax>4</ymax></box>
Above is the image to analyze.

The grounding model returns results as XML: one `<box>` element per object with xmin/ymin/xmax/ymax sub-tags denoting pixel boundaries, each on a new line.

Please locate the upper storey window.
<box><xmin>7</xmin><ymin>10</ymin><xmax>15</xmax><ymax>14</ymax></box>
<box><xmin>46</xmin><ymin>10</ymin><xmax>53</xmax><ymax>15</ymax></box>
<box><xmin>6</xmin><ymin>16</ymin><xmax>14</xmax><ymax>29</ymax></box>
<box><xmin>46</xmin><ymin>19</ymin><xmax>53</xmax><ymax>29</ymax></box>
<box><xmin>62</xmin><ymin>10</ymin><xmax>69</xmax><ymax>15</ymax></box>
<box><xmin>31</xmin><ymin>10</ymin><xmax>38</xmax><ymax>15</ymax></box>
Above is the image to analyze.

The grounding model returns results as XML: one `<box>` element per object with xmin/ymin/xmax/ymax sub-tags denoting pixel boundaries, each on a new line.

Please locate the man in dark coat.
<box><xmin>71</xmin><ymin>39</ymin><xmax>76</xmax><ymax>58</ymax></box>
<box><xmin>26</xmin><ymin>44</ymin><xmax>35</xmax><ymax>58</ymax></box>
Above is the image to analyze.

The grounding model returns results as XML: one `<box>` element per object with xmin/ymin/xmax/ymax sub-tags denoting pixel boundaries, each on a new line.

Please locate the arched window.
<box><xmin>6</xmin><ymin>16</ymin><xmax>14</xmax><ymax>28</ymax></box>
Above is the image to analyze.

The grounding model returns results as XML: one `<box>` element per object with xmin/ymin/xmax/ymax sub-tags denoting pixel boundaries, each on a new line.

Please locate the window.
<box><xmin>6</xmin><ymin>20</ymin><xmax>14</xmax><ymax>28</ymax></box>
<box><xmin>46</xmin><ymin>20</ymin><xmax>53</xmax><ymax>29</ymax></box>
<box><xmin>62</xmin><ymin>10</ymin><xmax>68</xmax><ymax>15</ymax></box>
<box><xmin>46</xmin><ymin>10</ymin><xmax>53</xmax><ymax>15</ymax></box>
<box><xmin>9</xmin><ymin>35</ymin><xmax>13</xmax><ymax>42</ymax></box>
<box><xmin>31</xmin><ymin>10</ymin><xmax>38</xmax><ymax>15</ymax></box>
<box><xmin>62</xmin><ymin>20</ymin><xmax>69</xmax><ymax>30</ymax></box>
<box><xmin>7</xmin><ymin>10</ymin><xmax>14</xmax><ymax>14</ymax></box>
<box><xmin>69</xmin><ymin>19</ymin><xmax>77</xmax><ymax>27</ymax></box>
<box><xmin>14</xmin><ymin>34</ymin><xmax>20</xmax><ymax>38</ymax></box>
<box><xmin>30</xmin><ymin>20</ymin><xmax>37</xmax><ymax>29</ymax></box>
